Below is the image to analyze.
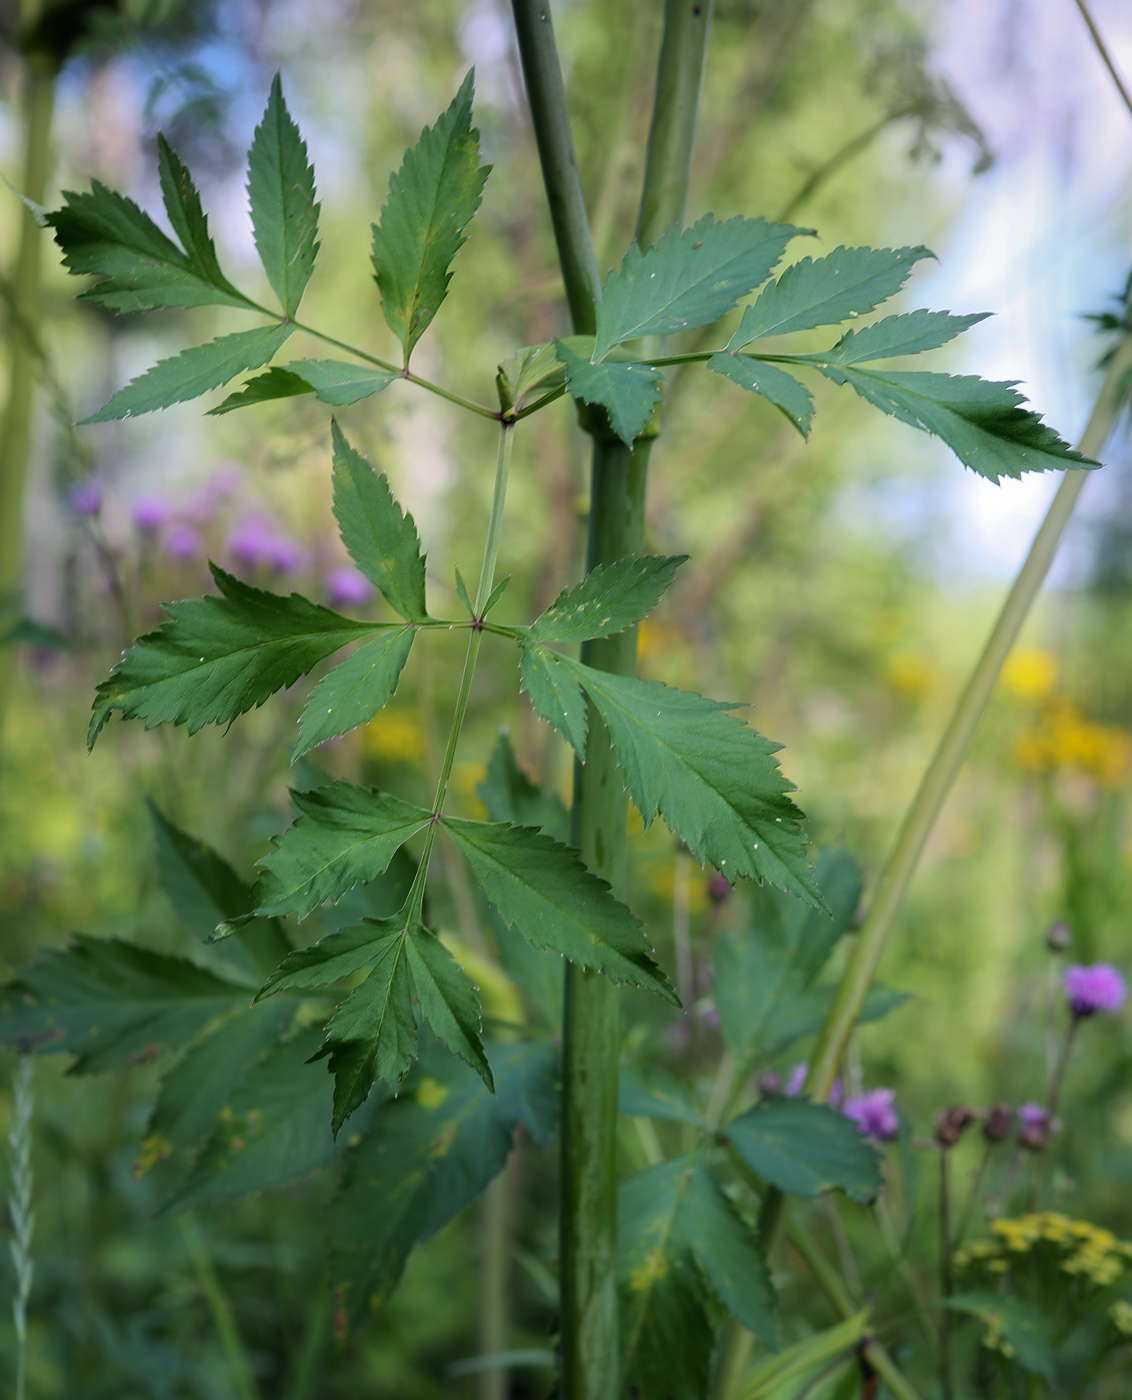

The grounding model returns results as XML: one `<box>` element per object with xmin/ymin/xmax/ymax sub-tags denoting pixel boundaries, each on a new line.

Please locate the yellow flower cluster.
<box><xmin>955</xmin><ymin>1213</ymin><xmax>1132</xmax><ymax>1290</ymax></box>
<box><xmin>1012</xmin><ymin>699</ymin><xmax>1132</xmax><ymax>789</ymax></box>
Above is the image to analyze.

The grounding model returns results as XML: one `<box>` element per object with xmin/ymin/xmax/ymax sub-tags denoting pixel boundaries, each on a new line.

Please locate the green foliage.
<box><xmin>0</xmin><ymin>937</ymin><xmax>250</xmax><ymax>1073</ymax></box>
<box><xmin>706</xmin><ymin>353</ymin><xmax>814</xmax><ymax>436</ymax></box>
<box><xmin>554</xmin><ymin>339</ymin><xmax>663</xmax><ymax>447</ymax></box>
<box><xmin>528</xmin><ymin>652</ymin><xmax>819</xmax><ymax>905</ymax></box>
<box><xmin>518</xmin><ymin>642</ymin><xmax>589</xmax><ymax>756</ymax></box>
<box><xmin>823</xmin><ymin>309</ymin><xmax>988</xmax><ymax>363</ymax></box>
<box><xmin>594</xmin><ymin>214</ymin><xmax>801</xmax><ymax>359</ymax></box>
<box><xmin>331</xmin><ymin>421</ymin><xmax>429</xmax><ymax>621</ymax></box>
<box><xmin>618</xmin><ymin>1065</ymin><xmax>706</xmax><ymax>1126</ymax></box>
<box><xmin>253</xmin><ymin>781</ymin><xmax>431</xmax><ymax>919</ymax></box>
<box><xmin>89</xmin><ymin>565</ymin><xmax>374</xmax><ymax>746</ymax></box>
<box><xmin>247</xmin><ymin>74</ymin><xmax>321</xmax><ymax>317</ymax></box>
<box><xmin>81</xmin><ymin>323</ymin><xmax>295</xmax><ymax>423</ymax></box>
<box><xmin>679</xmin><ymin>1160</ymin><xmax>777</xmax><ymax>1343</ymax></box>
<box><xmin>725</xmin><ymin>1099</ymin><xmax>882</xmax><ymax>1199</ymax></box>
<box><xmin>739</xmin><ymin>1313</ymin><xmax>871</xmax><ymax>1399</ymax></box>
<box><xmin>210</xmin><ymin>359</ymin><xmax>396</xmax><ymax>414</ymax></box>
<box><xmin>946</xmin><ymin>1294</ymin><xmax>1055</xmax><ymax>1378</ymax></box>
<box><xmin>525</xmin><ymin>554</ymin><xmax>686</xmax><ymax>643</ymax></box>
<box><xmin>46</xmin><ymin>166</ymin><xmax>252</xmax><ymax>313</ymax></box>
<box><xmin>476</xmin><ymin>731</ymin><xmax>569</xmax><ymax>839</ymax></box>
<box><xmin>331</xmin><ymin>1042</ymin><xmax>557</xmax><ymax>1319</ymax></box>
<box><xmin>442</xmin><ymin>817</ymin><xmax>677</xmax><ymax>1000</ymax></box>
<box><xmin>728</xmin><ymin>245</ymin><xmax>933</xmax><ymax>346</ymax></box>
<box><xmin>294</xmin><ymin>628</ymin><xmax>416</xmax><ymax>759</ymax></box>
<box><xmin>370</xmin><ymin>70</ymin><xmax>491</xmax><ymax>364</ymax></box>
<box><xmin>402</xmin><ymin>927</ymin><xmax>492</xmax><ymax>1087</ymax></box>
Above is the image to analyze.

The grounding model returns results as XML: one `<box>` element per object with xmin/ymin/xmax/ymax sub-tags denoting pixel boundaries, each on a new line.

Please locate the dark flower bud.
<box><xmin>982</xmin><ymin>1104</ymin><xmax>1013</xmax><ymax>1143</ymax></box>
<box><xmin>759</xmin><ymin>1071</ymin><xmax>783</xmax><ymax>1098</ymax></box>
<box><xmin>1046</xmin><ymin>921</ymin><xmax>1072</xmax><ymax>953</ymax></box>
<box><xmin>707</xmin><ymin>871</ymin><xmax>730</xmax><ymax>904</ymax></box>
<box><xmin>936</xmin><ymin>1106</ymin><xmax>976</xmax><ymax>1148</ymax></box>
<box><xmin>1018</xmin><ymin>1102</ymin><xmax>1053</xmax><ymax>1151</ymax></box>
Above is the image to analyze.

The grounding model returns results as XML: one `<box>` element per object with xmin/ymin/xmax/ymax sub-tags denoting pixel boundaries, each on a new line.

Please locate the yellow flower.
<box><xmin>885</xmin><ymin>654</ymin><xmax>935</xmax><ymax>701</ymax></box>
<box><xmin>1012</xmin><ymin>700</ymin><xmax>1132</xmax><ymax>788</ymax></box>
<box><xmin>363</xmin><ymin>711</ymin><xmax>425</xmax><ymax>766</ymax></box>
<box><xmin>1002</xmin><ymin>648</ymin><xmax>1059</xmax><ymax>701</ymax></box>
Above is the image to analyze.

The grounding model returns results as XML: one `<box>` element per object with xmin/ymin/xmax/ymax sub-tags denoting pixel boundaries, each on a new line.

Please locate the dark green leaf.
<box><xmin>726</xmin><ymin>1099</ymin><xmax>882</xmax><ymax>1201</ymax></box>
<box><xmin>729</xmin><ymin>245</ymin><xmax>933</xmax><ymax>347</ymax></box>
<box><xmin>0</xmin><ymin>936</ymin><xmax>250</xmax><ymax>1073</ymax></box>
<box><xmin>707</xmin><ymin>353</ymin><xmax>814</xmax><ymax>437</ymax></box>
<box><xmin>331</xmin><ymin>421</ymin><xmax>428</xmax><ymax>620</ymax></box>
<box><xmin>207</xmin><ymin>367</ymin><xmax>311</xmax><ymax>415</ymax></box>
<box><xmin>946</xmin><ymin>1294</ymin><xmax>1055</xmax><ymax>1377</ymax></box>
<box><xmin>47</xmin><ymin>176</ymin><xmax>253</xmax><ymax>313</ymax></box>
<box><xmin>145</xmin><ymin>998</ymin><xmax>295</xmax><ymax>1162</ymax></box>
<box><xmin>681</xmin><ymin>1160</ymin><xmax>777</xmax><ymax>1345</ymax></box>
<box><xmin>370</xmin><ymin>70</ymin><xmax>490</xmax><ymax>362</ymax></box>
<box><xmin>332</xmin><ymin>1042</ymin><xmax>557</xmax><ymax>1320</ymax></box>
<box><xmin>809</xmin><ymin>365</ymin><xmax>1093</xmax><ymax>483</ymax></box>
<box><xmin>253</xmin><ymin>781</ymin><xmax>431</xmax><ymax>919</ymax></box>
<box><xmin>518</xmin><ymin>643</ymin><xmax>588</xmax><ymax>757</ymax></box>
<box><xmin>209</xmin><ymin>360</ymin><xmax>396</xmax><ymax>416</ymax></box>
<box><xmin>247</xmin><ymin>74</ymin><xmax>320</xmax><ymax>316</ymax></box>
<box><xmin>454</xmin><ymin>567</ymin><xmax>474</xmax><ymax>618</ymax></box>
<box><xmin>476</xmin><ymin>730</ymin><xmax>569</xmax><ymax>840</ymax></box>
<box><xmin>294</xmin><ymin>628</ymin><xmax>415</xmax><ymax>760</ymax></box>
<box><xmin>81</xmin><ymin>323</ymin><xmax>295</xmax><ymax>424</ymax></box>
<box><xmin>156</xmin><ymin>134</ymin><xmax>249</xmax><ymax>305</ymax></box>
<box><xmin>442</xmin><ymin>818</ymin><xmax>676</xmax><ymax>1001</ymax></box>
<box><xmin>619</xmin><ymin>1064</ymin><xmax>705</xmax><ymax>1126</ymax></box>
<box><xmin>163</xmin><ymin>1028</ymin><xmax>340</xmax><ymax>1211</ymax></box>
<box><xmin>555</xmin><ymin>339</ymin><xmax>662</xmax><ymax>447</ymax></box>
<box><xmin>526</xmin><ymin>554</ymin><xmax>686</xmax><ymax>644</ymax></box>
<box><xmin>595</xmin><ymin>214</ymin><xmax>802</xmax><ymax>359</ymax></box>
<box><xmin>258</xmin><ymin>920</ymin><xmax>396</xmax><ymax>997</ymax></box>
<box><xmin>404</xmin><ymin>927</ymin><xmax>491</xmax><ymax>1088</ymax></box>
<box><xmin>89</xmin><ymin>564</ymin><xmax>373</xmax><ymax>747</ymax></box>
<box><xmin>554</xmin><ymin>653</ymin><xmax>820</xmax><ymax>907</ymax></box>
<box><xmin>487</xmin><ymin>909</ymin><xmax>563</xmax><ymax>1031</ymax></box>
<box><xmin>824</xmin><ymin>309</ymin><xmax>988</xmax><ymax>363</ymax></box>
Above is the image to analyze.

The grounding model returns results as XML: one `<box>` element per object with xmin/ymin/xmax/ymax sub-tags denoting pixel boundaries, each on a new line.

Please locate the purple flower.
<box><xmin>326</xmin><ymin>566</ymin><xmax>373</xmax><ymax>608</ymax></box>
<box><xmin>844</xmin><ymin>1088</ymin><xmax>900</xmax><ymax>1141</ymax></box>
<box><xmin>784</xmin><ymin>1063</ymin><xmax>843</xmax><ymax>1109</ymax></box>
<box><xmin>1064</xmin><ymin>964</ymin><xmax>1126</xmax><ymax>1018</ymax></box>
<box><xmin>69</xmin><ymin>482</ymin><xmax>102</xmax><ymax>516</ymax></box>
<box><xmin>132</xmin><ymin>496</ymin><xmax>171</xmax><ymax>531</ymax></box>
<box><xmin>165</xmin><ymin>524</ymin><xmax>201</xmax><ymax>560</ymax></box>
<box><xmin>1018</xmin><ymin>1102</ymin><xmax>1053</xmax><ymax>1150</ymax></box>
<box><xmin>263</xmin><ymin>533</ymin><xmax>304</xmax><ymax>572</ymax></box>
<box><xmin>229</xmin><ymin>518</ymin><xmax>304</xmax><ymax>573</ymax></box>
<box><xmin>707</xmin><ymin>871</ymin><xmax>731</xmax><ymax>904</ymax></box>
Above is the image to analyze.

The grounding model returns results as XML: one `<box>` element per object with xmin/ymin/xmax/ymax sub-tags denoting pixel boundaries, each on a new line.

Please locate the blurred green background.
<box><xmin>1</xmin><ymin>0</ymin><xmax>1131</xmax><ymax>1394</ymax></box>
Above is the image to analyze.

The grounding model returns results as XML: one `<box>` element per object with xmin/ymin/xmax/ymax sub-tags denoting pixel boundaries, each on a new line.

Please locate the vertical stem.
<box><xmin>478</xmin><ymin>1164</ymin><xmax>512</xmax><ymax>1400</ymax></box>
<box><xmin>0</xmin><ymin>57</ymin><xmax>55</xmax><ymax>730</ymax></box>
<box><xmin>511</xmin><ymin>7</ymin><xmax>711</xmax><ymax>1396</ymax></box>
<box><xmin>8</xmin><ymin>1055</ymin><xmax>34</xmax><ymax>1400</ymax></box>
<box><xmin>939</xmin><ymin>1151</ymin><xmax>954</xmax><ymax>1400</ymax></box>
<box><xmin>178</xmin><ymin>1213</ymin><xmax>259</xmax><ymax>1400</ymax></box>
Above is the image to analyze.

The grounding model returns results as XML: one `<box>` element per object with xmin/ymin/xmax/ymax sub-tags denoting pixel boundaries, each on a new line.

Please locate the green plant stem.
<box><xmin>178</xmin><ymin>1213</ymin><xmax>259</xmax><ymax>1400</ymax></box>
<box><xmin>0</xmin><ymin>56</ymin><xmax>55</xmax><ymax>731</ymax></box>
<box><xmin>939</xmin><ymin>1150</ymin><xmax>954</xmax><ymax>1400</ymax></box>
<box><xmin>478</xmin><ymin>1162</ymin><xmax>512</xmax><ymax>1400</ymax></box>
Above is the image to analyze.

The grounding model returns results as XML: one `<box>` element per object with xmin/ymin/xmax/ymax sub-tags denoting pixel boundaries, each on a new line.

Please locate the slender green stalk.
<box><xmin>0</xmin><ymin>57</ymin><xmax>55</xmax><ymax>730</ymax></box>
<box><xmin>478</xmin><ymin>1164</ymin><xmax>512</xmax><ymax>1400</ymax></box>
<box><xmin>803</xmin><ymin>333</ymin><xmax>1132</xmax><ymax>1109</ymax></box>
<box><xmin>8</xmin><ymin>1056</ymin><xmax>34</xmax><ymax>1400</ymax></box>
<box><xmin>939</xmin><ymin>1150</ymin><xmax>954</xmax><ymax>1400</ymax></box>
<box><xmin>178</xmin><ymin>1213</ymin><xmax>259</xmax><ymax>1400</ymax></box>
<box><xmin>1072</xmin><ymin>0</ymin><xmax>1132</xmax><ymax>120</ymax></box>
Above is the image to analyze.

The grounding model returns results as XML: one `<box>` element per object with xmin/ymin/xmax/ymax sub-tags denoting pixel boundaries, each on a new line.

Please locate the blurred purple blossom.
<box><xmin>844</xmin><ymin>1087</ymin><xmax>900</xmax><ymax>1141</ymax></box>
<box><xmin>1018</xmin><ymin>1102</ymin><xmax>1054</xmax><ymax>1150</ymax></box>
<box><xmin>1064</xmin><ymin>963</ymin><xmax>1126</xmax><ymax>1018</ymax></box>
<box><xmin>69</xmin><ymin>482</ymin><xmax>102</xmax><ymax>516</ymax></box>
<box><xmin>209</xmin><ymin>461</ymin><xmax>242</xmax><ymax>495</ymax></box>
<box><xmin>229</xmin><ymin>519</ymin><xmax>305</xmax><ymax>573</ymax></box>
<box><xmin>132</xmin><ymin>496</ymin><xmax>171</xmax><ymax>531</ymax></box>
<box><xmin>784</xmin><ymin>1063</ymin><xmax>843</xmax><ymax>1109</ymax></box>
<box><xmin>165</xmin><ymin>524</ymin><xmax>201</xmax><ymax>560</ymax></box>
<box><xmin>264</xmin><ymin>534</ymin><xmax>304</xmax><ymax>572</ymax></box>
<box><xmin>326</xmin><ymin>566</ymin><xmax>373</xmax><ymax>608</ymax></box>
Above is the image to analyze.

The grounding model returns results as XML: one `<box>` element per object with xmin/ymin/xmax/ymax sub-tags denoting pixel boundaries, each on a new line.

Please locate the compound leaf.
<box><xmin>331</xmin><ymin>421</ymin><xmax>428</xmax><ymax>620</ymax></box>
<box><xmin>81</xmin><ymin>323</ymin><xmax>294</xmax><ymax>424</ymax></box>
<box><xmin>595</xmin><ymin>214</ymin><xmax>802</xmax><ymax>359</ymax></box>
<box><xmin>554</xmin><ymin>654</ymin><xmax>820</xmax><ymax>907</ymax></box>
<box><xmin>824</xmin><ymin>309</ymin><xmax>988</xmax><ymax>363</ymax></box>
<box><xmin>210</xmin><ymin>360</ymin><xmax>396</xmax><ymax>416</ymax></box>
<box><xmin>294</xmin><ymin>627</ymin><xmax>415</xmax><ymax>759</ymax></box>
<box><xmin>89</xmin><ymin>564</ymin><xmax>374</xmax><ymax>747</ymax></box>
<box><xmin>0</xmin><ymin>936</ymin><xmax>250</xmax><ymax>1073</ymax></box>
<box><xmin>404</xmin><ymin>928</ymin><xmax>491</xmax><ymax>1089</ymax></box>
<box><xmin>726</xmin><ymin>1099</ymin><xmax>882</xmax><ymax>1201</ymax></box>
<box><xmin>442</xmin><ymin>818</ymin><xmax>676</xmax><ymax>1002</ymax></box>
<box><xmin>518</xmin><ymin>643</ymin><xmax>588</xmax><ymax>757</ymax></box>
<box><xmin>681</xmin><ymin>1160</ymin><xmax>777</xmax><ymax>1346</ymax></box>
<box><xmin>257</xmin><ymin>921</ymin><xmax>396</xmax><ymax>998</ymax></box>
<box><xmin>247</xmin><ymin>74</ymin><xmax>320</xmax><ymax>316</ymax></box>
<box><xmin>555</xmin><ymin>339</ymin><xmax>661</xmax><ymax>447</ymax></box>
<box><xmin>729</xmin><ymin>245</ymin><xmax>933</xmax><ymax>347</ymax></box>
<box><xmin>810</xmin><ymin>365</ymin><xmax>1093</xmax><ymax>483</ymax></box>
<box><xmin>707</xmin><ymin>353</ymin><xmax>814</xmax><ymax>437</ymax></box>
<box><xmin>370</xmin><ymin>70</ymin><xmax>490</xmax><ymax>362</ymax></box>
<box><xmin>527</xmin><ymin>554</ymin><xmax>686</xmax><ymax>644</ymax></box>
<box><xmin>331</xmin><ymin>1042</ymin><xmax>557</xmax><ymax>1321</ymax></box>
<box><xmin>253</xmin><ymin>781</ymin><xmax>431</xmax><ymax>919</ymax></box>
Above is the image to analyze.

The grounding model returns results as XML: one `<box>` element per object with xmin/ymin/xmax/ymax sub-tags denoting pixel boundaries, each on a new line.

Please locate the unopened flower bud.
<box><xmin>708</xmin><ymin>871</ymin><xmax>730</xmax><ymax>904</ymax></box>
<box><xmin>982</xmin><ymin>1104</ymin><xmax>1013</xmax><ymax>1143</ymax></box>
<box><xmin>1018</xmin><ymin>1102</ymin><xmax>1053</xmax><ymax>1151</ymax></box>
<box><xmin>759</xmin><ymin>1071</ymin><xmax>782</xmax><ymax>1098</ymax></box>
<box><xmin>1046</xmin><ymin>921</ymin><xmax>1072</xmax><ymax>953</ymax></box>
<box><xmin>936</xmin><ymin>1106</ymin><xmax>976</xmax><ymax>1148</ymax></box>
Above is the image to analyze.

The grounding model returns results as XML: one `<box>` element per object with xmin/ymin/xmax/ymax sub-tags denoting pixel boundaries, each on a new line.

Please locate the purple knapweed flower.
<box><xmin>229</xmin><ymin>518</ymin><xmax>274</xmax><ymax>568</ymax></box>
<box><xmin>326</xmin><ymin>566</ymin><xmax>373</xmax><ymax>608</ymax></box>
<box><xmin>165</xmin><ymin>523</ymin><xmax>201</xmax><ymax>560</ymax></box>
<box><xmin>1064</xmin><ymin>964</ymin><xmax>1126</xmax><ymax>1018</ymax></box>
<box><xmin>844</xmin><ymin>1087</ymin><xmax>900</xmax><ymax>1141</ymax></box>
<box><xmin>132</xmin><ymin>495</ymin><xmax>171</xmax><ymax>531</ymax></box>
<box><xmin>263</xmin><ymin>533</ymin><xmax>304</xmax><ymax>572</ymax></box>
<box><xmin>1018</xmin><ymin>1102</ymin><xmax>1053</xmax><ymax>1151</ymax></box>
<box><xmin>69</xmin><ymin>482</ymin><xmax>102</xmax><ymax>516</ymax></box>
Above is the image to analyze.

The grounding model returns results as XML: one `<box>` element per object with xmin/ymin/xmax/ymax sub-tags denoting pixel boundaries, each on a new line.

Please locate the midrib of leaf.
<box><xmin>164</xmin><ymin>616</ymin><xmax>376</xmax><ymax>672</ymax></box>
<box><xmin>262</xmin><ymin>812</ymin><xmax>430</xmax><ymax>908</ymax></box>
<box><xmin>405</xmin><ymin>127</ymin><xmax>462</xmax><ymax>355</ymax></box>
